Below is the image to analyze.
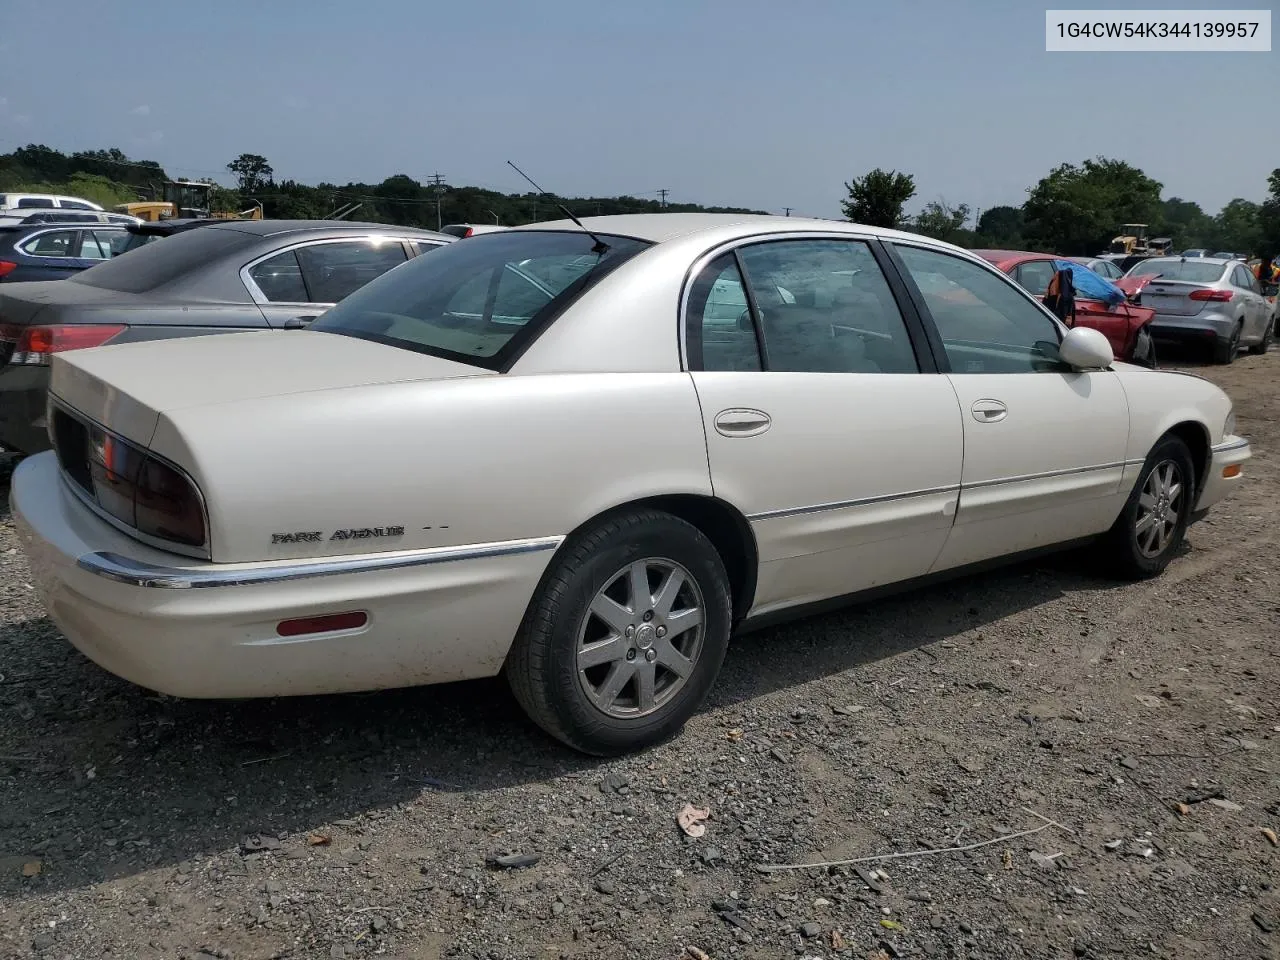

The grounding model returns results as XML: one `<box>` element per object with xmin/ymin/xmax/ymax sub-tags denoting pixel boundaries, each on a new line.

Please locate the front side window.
<box><xmin>895</xmin><ymin>245</ymin><xmax>1062</xmax><ymax>374</ymax></box>
<box><xmin>294</xmin><ymin>239</ymin><xmax>407</xmax><ymax>303</ymax></box>
<box><xmin>686</xmin><ymin>253</ymin><xmax>762</xmax><ymax>372</ymax></box>
<box><xmin>21</xmin><ymin>230</ymin><xmax>77</xmax><ymax>257</ymax></box>
<box><xmin>734</xmin><ymin>238</ymin><xmax>919</xmax><ymax>373</ymax></box>
<box><xmin>59</xmin><ymin>200</ymin><xmax>94</xmax><ymax>211</ymax></box>
<box><xmin>310</xmin><ymin>230</ymin><xmax>650</xmax><ymax>368</ymax></box>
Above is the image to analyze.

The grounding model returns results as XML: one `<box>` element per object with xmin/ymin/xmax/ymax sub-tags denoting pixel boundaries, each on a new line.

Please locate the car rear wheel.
<box><xmin>505</xmin><ymin>508</ymin><xmax>732</xmax><ymax>755</ymax></box>
<box><xmin>1213</xmin><ymin>321</ymin><xmax>1242</xmax><ymax>364</ymax></box>
<box><xmin>1096</xmin><ymin>434</ymin><xmax>1195</xmax><ymax>580</ymax></box>
<box><xmin>1247</xmin><ymin>318</ymin><xmax>1273</xmax><ymax>355</ymax></box>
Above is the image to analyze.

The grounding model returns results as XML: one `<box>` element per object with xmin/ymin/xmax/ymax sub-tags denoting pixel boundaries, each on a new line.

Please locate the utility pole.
<box><xmin>783</xmin><ymin>207</ymin><xmax>792</xmax><ymax>217</ymax></box>
<box><xmin>426</xmin><ymin>172</ymin><xmax>445</xmax><ymax>230</ymax></box>
<box><xmin>657</xmin><ymin>188</ymin><xmax>668</xmax><ymax>209</ymax></box>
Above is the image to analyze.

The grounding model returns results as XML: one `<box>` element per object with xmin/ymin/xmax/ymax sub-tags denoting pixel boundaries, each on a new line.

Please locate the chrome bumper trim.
<box><xmin>77</xmin><ymin>536</ymin><xmax>565</xmax><ymax>589</ymax></box>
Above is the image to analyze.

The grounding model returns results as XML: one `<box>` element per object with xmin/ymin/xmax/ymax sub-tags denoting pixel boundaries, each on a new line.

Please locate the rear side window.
<box><xmin>21</xmin><ymin>230</ymin><xmax>78</xmax><ymax>257</ymax></box>
<box><xmin>686</xmin><ymin>253</ymin><xmax>762</xmax><ymax>372</ymax></box>
<box><xmin>311</xmin><ymin>230</ymin><xmax>650</xmax><ymax>369</ymax></box>
<box><xmin>295</xmin><ymin>239</ymin><xmax>407</xmax><ymax>303</ymax></box>
<box><xmin>70</xmin><ymin>226</ymin><xmax>257</xmax><ymax>293</ymax></box>
<box><xmin>17</xmin><ymin>198</ymin><xmax>55</xmax><ymax>209</ymax></box>
<box><xmin>1014</xmin><ymin>260</ymin><xmax>1056</xmax><ymax>296</ymax></box>
<box><xmin>59</xmin><ymin>200</ymin><xmax>95</xmax><ymax>210</ymax></box>
<box><xmin>248</xmin><ymin>250</ymin><xmax>308</xmax><ymax>302</ymax></box>
<box><xmin>1128</xmin><ymin>259</ymin><xmax>1228</xmax><ymax>283</ymax></box>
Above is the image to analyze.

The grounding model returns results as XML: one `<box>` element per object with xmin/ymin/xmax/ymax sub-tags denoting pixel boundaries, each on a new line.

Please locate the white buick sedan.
<box><xmin>10</xmin><ymin>214</ymin><xmax>1252</xmax><ymax>755</ymax></box>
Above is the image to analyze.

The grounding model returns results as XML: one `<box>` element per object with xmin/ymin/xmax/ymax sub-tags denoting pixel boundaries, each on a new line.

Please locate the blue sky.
<box><xmin>0</xmin><ymin>0</ymin><xmax>1275</xmax><ymax>220</ymax></box>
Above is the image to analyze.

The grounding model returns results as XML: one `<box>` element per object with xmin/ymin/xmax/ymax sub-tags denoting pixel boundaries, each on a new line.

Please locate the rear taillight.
<box><xmin>0</xmin><ymin>261</ymin><xmax>17</xmax><ymax>278</ymax></box>
<box><xmin>0</xmin><ymin>323</ymin><xmax>126</xmax><ymax>365</ymax></box>
<box><xmin>1189</xmin><ymin>289</ymin><xmax>1233</xmax><ymax>302</ymax></box>
<box><xmin>65</xmin><ymin>418</ymin><xmax>208</xmax><ymax>549</ymax></box>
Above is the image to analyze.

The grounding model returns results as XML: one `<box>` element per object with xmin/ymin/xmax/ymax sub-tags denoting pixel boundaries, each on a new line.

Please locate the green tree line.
<box><xmin>844</xmin><ymin>158</ymin><xmax>1280</xmax><ymax>259</ymax></box>
<box><xmin>0</xmin><ymin>144</ymin><xmax>767</xmax><ymax>227</ymax></box>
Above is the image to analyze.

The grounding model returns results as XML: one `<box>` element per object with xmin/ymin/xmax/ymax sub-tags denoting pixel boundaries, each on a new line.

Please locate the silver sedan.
<box><xmin>1124</xmin><ymin>257</ymin><xmax>1273</xmax><ymax>363</ymax></box>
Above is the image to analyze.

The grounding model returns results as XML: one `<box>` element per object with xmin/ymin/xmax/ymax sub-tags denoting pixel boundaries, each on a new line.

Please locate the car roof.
<box><xmin>200</xmin><ymin>219</ymin><xmax>454</xmax><ymax>241</ymax></box>
<box><xmin>970</xmin><ymin>248</ymin><xmax>1053</xmax><ymax>266</ymax></box>
<box><xmin>507</xmin><ymin>213</ymin><xmax>962</xmax><ymax>249</ymax></box>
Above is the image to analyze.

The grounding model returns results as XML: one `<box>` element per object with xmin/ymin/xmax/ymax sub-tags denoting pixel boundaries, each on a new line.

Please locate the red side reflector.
<box><xmin>1189</xmin><ymin>289</ymin><xmax>1232</xmax><ymax>302</ymax></box>
<box><xmin>0</xmin><ymin>261</ymin><xmax>17</xmax><ymax>278</ymax></box>
<box><xmin>276</xmin><ymin>611</ymin><xmax>368</xmax><ymax>637</ymax></box>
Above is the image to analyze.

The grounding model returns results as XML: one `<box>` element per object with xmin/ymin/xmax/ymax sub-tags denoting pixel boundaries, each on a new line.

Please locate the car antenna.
<box><xmin>506</xmin><ymin>160</ymin><xmax>609</xmax><ymax>254</ymax></box>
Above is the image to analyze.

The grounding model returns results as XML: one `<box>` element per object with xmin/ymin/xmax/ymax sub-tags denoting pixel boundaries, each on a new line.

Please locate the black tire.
<box><xmin>505</xmin><ymin>508</ymin><xmax>732</xmax><ymax>756</ymax></box>
<box><xmin>1247</xmin><ymin>318</ymin><xmax>1273</xmax><ymax>355</ymax></box>
<box><xmin>1213</xmin><ymin>321</ymin><xmax>1242</xmax><ymax>364</ymax></box>
<box><xmin>1096</xmin><ymin>434</ymin><xmax>1196</xmax><ymax>580</ymax></box>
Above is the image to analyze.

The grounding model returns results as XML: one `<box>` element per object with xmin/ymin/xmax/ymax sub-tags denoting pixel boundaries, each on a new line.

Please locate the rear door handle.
<box><xmin>971</xmin><ymin>399</ymin><xmax>1007</xmax><ymax>423</ymax></box>
<box><xmin>714</xmin><ymin>408</ymin><xmax>772</xmax><ymax>437</ymax></box>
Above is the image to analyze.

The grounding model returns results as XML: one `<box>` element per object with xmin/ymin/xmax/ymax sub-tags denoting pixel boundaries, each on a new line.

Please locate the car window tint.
<box><xmin>16</xmin><ymin>198</ymin><xmax>54</xmax><ymax>209</ymax></box>
<box><xmin>686</xmin><ymin>253</ymin><xmax>761</xmax><ymax>372</ymax></box>
<box><xmin>78</xmin><ymin>231</ymin><xmax>109</xmax><ymax>260</ymax></box>
<box><xmin>72</xmin><ymin>226</ymin><xmax>257</xmax><ymax>293</ymax></box>
<box><xmin>60</xmin><ymin>200</ymin><xmax>94</xmax><ymax>210</ymax></box>
<box><xmin>295</xmin><ymin>239</ymin><xmax>408</xmax><ymax>303</ymax></box>
<box><xmin>1014</xmin><ymin>260</ymin><xmax>1056</xmax><ymax>296</ymax></box>
<box><xmin>22</xmin><ymin>230</ymin><xmax>78</xmax><ymax>257</ymax></box>
<box><xmin>1128</xmin><ymin>259</ymin><xmax>1227</xmax><ymax>283</ymax></box>
<box><xmin>895</xmin><ymin>244</ymin><xmax>1062</xmax><ymax>374</ymax></box>
<box><xmin>410</xmin><ymin>240</ymin><xmax>443</xmax><ymax>257</ymax></box>
<box><xmin>248</xmin><ymin>249</ymin><xmax>308</xmax><ymax>302</ymax></box>
<box><xmin>94</xmin><ymin>230</ymin><xmax>128</xmax><ymax>258</ymax></box>
<box><xmin>310</xmin><ymin>231</ymin><xmax>650</xmax><ymax>366</ymax></box>
<box><xmin>734</xmin><ymin>239</ymin><xmax>918</xmax><ymax>374</ymax></box>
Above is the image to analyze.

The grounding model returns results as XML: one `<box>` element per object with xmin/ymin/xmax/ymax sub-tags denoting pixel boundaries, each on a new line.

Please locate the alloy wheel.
<box><xmin>1134</xmin><ymin>459</ymin><xmax>1184</xmax><ymax>558</ymax></box>
<box><xmin>575</xmin><ymin>558</ymin><xmax>706</xmax><ymax>719</ymax></box>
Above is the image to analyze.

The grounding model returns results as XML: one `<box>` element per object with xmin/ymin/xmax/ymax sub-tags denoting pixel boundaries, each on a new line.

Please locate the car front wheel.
<box><xmin>506</xmin><ymin>508</ymin><xmax>732</xmax><ymax>755</ymax></box>
<box><xmin>1097</xmin><ymin>434</ymin><xmax>1196</xmax><ymax>580</ymax></box>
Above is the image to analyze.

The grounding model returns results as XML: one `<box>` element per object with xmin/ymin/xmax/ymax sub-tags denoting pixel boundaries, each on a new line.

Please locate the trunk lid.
<box><xmin>1139</xmin><ymin>280</ymin><xmax>1217</xmax><ymax>317</ymax></box>
<box><xmin>49</xmin><ymin>329</ymin><xmax>493</xmax><ymax>446</ymax></box>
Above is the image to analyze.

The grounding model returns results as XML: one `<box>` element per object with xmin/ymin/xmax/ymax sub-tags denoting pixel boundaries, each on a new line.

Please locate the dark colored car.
<box><xmin>0</xmin><ymin>221</ymin><xmax>132</xmax><ymax>283</ymax></box>
<box><xmin>0</xmin><ymin>220</ymin><xmax>453</xmax><ymax>453</ymax></box>
<box><xmin>117</xmin><ymin>217</ymin><xmax>229</xmax><ymax>254</ymax></box>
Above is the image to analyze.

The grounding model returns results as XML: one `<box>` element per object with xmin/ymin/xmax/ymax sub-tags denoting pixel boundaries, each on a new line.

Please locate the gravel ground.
<box><xmin>1</xmin><ymin>351</ymin><xmax>1278</xmax><ymax>960</ymax></box>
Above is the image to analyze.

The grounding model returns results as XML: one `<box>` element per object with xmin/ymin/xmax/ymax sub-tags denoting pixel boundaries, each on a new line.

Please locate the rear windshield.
<box><xmin>69</xmin><ymin>226</ymin><xmax>257</xmax><ymax>293</ymax></box>
<box><xmin>310</xmin><ymin>230</ymin><xmax>651</xmax><ymax>369</ymax></box>
<box><xmin>1127</xmin><ymin>259</ymin><xmax>1228</xmax><ymax>283</ymax></box>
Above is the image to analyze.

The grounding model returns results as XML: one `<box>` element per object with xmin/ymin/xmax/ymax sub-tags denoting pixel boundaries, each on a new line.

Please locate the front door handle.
<box><xmin>714</xmin><ymin>408</ymin><xmax>772</xmax><ymax>437</ymax></box>
<box><xmin>971</xmin><ymin>399</ymin><xmax>1007</xmax><ymax>423</ymax></box>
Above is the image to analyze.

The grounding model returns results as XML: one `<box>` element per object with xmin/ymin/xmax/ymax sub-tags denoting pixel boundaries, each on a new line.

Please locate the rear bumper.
<box><xmin>1195</xmin><ymin>435</ymin><xmax>1251</xmax><ymax>515</ymax></box>
<box><xmin>1148</xmin><ymin>309</ymin><xmax>1236</xmax><ymax>342</ymax></box>
<box><xmin>0</xmin><ymin>363</ymin><xmax>51</xmax><ymax>454</ymax></box>
<box><xmin>10</xmin><ymin>452</ymin><xmax>561</xmax><ymax>699</ymax></box>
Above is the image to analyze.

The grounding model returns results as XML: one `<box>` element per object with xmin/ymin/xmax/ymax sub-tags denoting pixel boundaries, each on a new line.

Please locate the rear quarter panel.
<box><xmin>150</xmin><ymin>372</ymin><xmax>714</xmax><ymax>563</ymax></box>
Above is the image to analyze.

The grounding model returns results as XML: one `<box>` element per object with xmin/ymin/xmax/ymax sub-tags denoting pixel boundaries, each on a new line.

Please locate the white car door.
<box><xmin>685</xmin><ymin>236</ymin><xmax>964</xmax><ymax>618</ymax></box>
<box><xmin>889</xmin><ymin>243</ymin><xmax>1131</xmax><ymax>572</ymax></box>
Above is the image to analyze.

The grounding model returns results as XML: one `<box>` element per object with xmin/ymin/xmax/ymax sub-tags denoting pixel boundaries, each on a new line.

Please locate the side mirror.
<box><xmin>1059</xmin><ymin>326</ymin><xmax>1114</xmax><ymax>370</ymax></box>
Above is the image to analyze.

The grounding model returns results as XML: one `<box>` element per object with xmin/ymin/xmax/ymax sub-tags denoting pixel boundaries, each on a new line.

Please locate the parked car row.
<box><xmin>982</xmin><ymin>247</ymin><xmax>1276</xmax><ymax>366</ymax></box>
<box><xmin>2</xmin><ymin>211</ymin><xmax>1254</xmax><ymax>755</ymax></box>
<box><xmin>0</xmin><ymin>220</ymin><xmax>453</xmax><ymax>452</ymax></box>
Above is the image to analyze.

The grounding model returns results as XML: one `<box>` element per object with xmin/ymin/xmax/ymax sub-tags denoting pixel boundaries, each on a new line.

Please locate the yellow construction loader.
<box><xmin>114</xmin><ymin>180</ymin><xmax>263</xmax><ymax>222</ymax></box>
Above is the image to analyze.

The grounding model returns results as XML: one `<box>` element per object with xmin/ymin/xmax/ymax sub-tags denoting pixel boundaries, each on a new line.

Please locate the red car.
<box><xmin>973</xmin><ymin>250</ymin><xmax>1158</xmax><ymax>367</ymax></box>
